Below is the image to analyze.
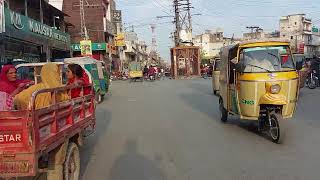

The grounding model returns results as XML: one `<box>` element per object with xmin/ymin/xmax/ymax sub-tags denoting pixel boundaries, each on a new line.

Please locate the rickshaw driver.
<box><xmin>243</xmin><ymin>53</ymin><xmax>275</xmax><ymax>72</ymax></box>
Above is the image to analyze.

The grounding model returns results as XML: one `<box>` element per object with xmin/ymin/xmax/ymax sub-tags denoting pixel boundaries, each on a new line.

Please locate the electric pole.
<box><xmin>150</xmin><ymin>24</ymin><xmax>158</xmax><ymax>64</ymax></box>
<box><xmin>173</xmin><ymin>0</ymin><xmax>193</xmax><ymax>46</ymax></box>
<box><xmin>80</xmin><ymin>0</ymin><xmax>89</xmax><ymax>40</ymax></box>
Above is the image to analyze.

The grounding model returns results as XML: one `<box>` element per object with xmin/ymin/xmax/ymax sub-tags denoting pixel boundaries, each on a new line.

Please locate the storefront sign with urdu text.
<box><xmin>5</xmin><ymin>8</ymin><xmax>70</xmax><ymax>43</ymax></box>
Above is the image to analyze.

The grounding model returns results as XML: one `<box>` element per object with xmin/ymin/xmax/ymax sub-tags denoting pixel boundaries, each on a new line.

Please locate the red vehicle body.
<box><xmin>0</xmin><ymin>85</ymin><xmax>95</xmax><ymax>179</ymax></box>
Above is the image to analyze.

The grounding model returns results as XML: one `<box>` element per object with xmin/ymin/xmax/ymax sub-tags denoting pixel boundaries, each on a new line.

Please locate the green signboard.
<box><xmin>72</xmin><ymin>43</ymin><xmax>107</xmax><ymax>51</ymax></box>
<box><xmin>5</xmin><ymin>8</ymin><xmax>70</xmax><ymax>44</ymax></box>
<box><xmin>312</xmin><ymin>27</ymin><xmax>319</xmax><ymax>33</ymax></box>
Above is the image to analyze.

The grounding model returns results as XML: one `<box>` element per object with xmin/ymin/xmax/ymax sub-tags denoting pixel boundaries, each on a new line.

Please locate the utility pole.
<box><xmin>80</xmin><ymin>0</ymin><xmax>89</xmax><ymax>39</ymax></box>
<box><xmin>173</xmin><ymin>0</ymin><xmax>180</xmax><ymax>46</ymax></box>
<box><xmin>173</xmin><ymin>0</ymin><xmax>193</xmax><ymax>46</ymax></box>
<box><xmin>151</xmin><ymin>24</ymin><xmax>157</xmax><ymax>53</ymax></box>
<box><xmin>150</xmin><ymin>24</ymin><xmax>158</xmax><ymax>64</ymax></box>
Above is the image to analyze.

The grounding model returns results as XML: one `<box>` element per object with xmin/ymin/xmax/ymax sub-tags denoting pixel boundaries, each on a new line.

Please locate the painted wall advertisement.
<box><xmin>80</xmin><ymin>40</ymin><xmax>92</xmax><ymax>56</ymax></box>
<box><xmin>0</xmin><ymin>0</ymin><xmax>5</xmax><ymax>33</ymax></box>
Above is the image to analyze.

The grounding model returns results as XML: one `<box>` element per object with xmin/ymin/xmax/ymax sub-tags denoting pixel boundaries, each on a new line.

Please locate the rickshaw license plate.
<box><xmin>0</xmin><ymin>161</ymin><xmax>30</xmax><ymax>173</ymax></box>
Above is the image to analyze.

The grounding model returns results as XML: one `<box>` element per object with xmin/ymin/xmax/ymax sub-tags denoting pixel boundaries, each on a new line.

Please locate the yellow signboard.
<box><xmin>80</xmin><ymin>40</ymin><xmax>92</xmax><ymax>56</ymax></box>
<box><xmin>115</xmin><ymin>33</ymin><xmax>125</xmax><ymax>47</ymax></box>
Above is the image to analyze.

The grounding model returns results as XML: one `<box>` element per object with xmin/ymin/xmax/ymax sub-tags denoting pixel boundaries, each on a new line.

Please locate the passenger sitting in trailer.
<box><xmin>0</xmin><ymin>65</ymin><xmax>34</xmax><ymax>111</ymax></box>
<box><xmin>66</xmin><ymin>64</ymin><xmax>91</xmax><ymax>98</ymax></box>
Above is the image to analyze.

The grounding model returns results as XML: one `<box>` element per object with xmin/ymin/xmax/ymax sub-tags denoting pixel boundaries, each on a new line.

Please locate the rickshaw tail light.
<box><xmin>270</xmin><ymin>84</ymin><xmax>281</xmax><ymax>94</ymax></box>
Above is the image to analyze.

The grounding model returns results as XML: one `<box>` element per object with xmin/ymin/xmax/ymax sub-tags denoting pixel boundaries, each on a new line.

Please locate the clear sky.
<box><xmin>117</xmin><ymin>0</ymin><xmax>320</xmax><ymax>61</ymax></box>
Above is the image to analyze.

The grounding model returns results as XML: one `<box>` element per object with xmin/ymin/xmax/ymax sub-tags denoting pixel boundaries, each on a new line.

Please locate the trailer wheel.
<box><xmin>95</xmin><ymin>92</ymin><xmax>102</xmax><ymax>104</ymax></box>
<box><xmin>63</xmin><ymin>142</ymin><xmax>80</xmax><ymax>180</ymax></box>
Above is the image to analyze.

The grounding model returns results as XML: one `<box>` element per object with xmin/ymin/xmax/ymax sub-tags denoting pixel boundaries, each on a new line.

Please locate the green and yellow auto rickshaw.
<box><xmin>129</xmin><ymin>61</ymin><xmax>143</xmax><ymax>82</ymax></box>
<box><xmin>218</xmin><ymin>40</ymin><xmax>302</xmax><ymax>143</ymax></box>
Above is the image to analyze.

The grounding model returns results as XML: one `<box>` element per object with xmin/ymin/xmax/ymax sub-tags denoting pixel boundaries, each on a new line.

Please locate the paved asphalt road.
<box><xmin>23</xmin><ymin>78</ymin><xmax>320</xmax><ymax>180</ymax></box>
<box><xmin>79</xmin><ymin>79</ymin><xmax>320</xmax><ymax>180</ymax></box>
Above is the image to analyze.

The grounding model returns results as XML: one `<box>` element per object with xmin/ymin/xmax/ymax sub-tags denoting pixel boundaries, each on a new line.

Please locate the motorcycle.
<box><xmin>149</xmin><ymin>74</ymin><xmax>156</xmax><ymax>81</ymax></box>
<box><xmin>201</xmin><ymin>72</ymin><xmax>208</xmax><ymax>79</ymax></box>
<box><xmin>306</xmin><ymin>70</ymin><xmax>319</xmax><ymax>89</ymax></box>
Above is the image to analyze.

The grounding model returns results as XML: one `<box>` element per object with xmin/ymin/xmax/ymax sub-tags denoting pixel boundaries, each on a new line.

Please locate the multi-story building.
<box><xmin>193</xmin><ymin>30</ymin><xmax>234</xmax><ymax>60</ymax></box>
<box><xmin>0</xmin><ymin>0</ymin><xmax>71</xmax><ymax>66</ymax></box>
<box><xmin>119</xmin><ymin>31</ymin><xmax>149</xmax><ymax>70</ymax></box>
<box><xmin>308</xmin><ymin>27</ymin><xmax>320</xmax><ymax>56</ymax></box>
<box><xmin>62</xmin><ymin>0</ymin><xmax>123</xmax><ymax>72</ymax></box>
<box><xmin>63</xmin><ymin>0</ymin><xmax>109</xmax><ymax>61</ymax></box>
<box><xmin>280</xmin><ymin>14</ymin><xmax>313</xmax><ymax>56</ymax></box>
<box><xmin>242</xmin><ymin>29</ymin><xmax>280</xmax><ymax>40</ymax></box>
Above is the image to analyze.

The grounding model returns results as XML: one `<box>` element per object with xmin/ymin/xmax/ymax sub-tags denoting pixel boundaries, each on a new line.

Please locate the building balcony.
<box><xmin>124</xmin><ymin>45</ymin><xmax>136</xmax><ymax>55</ymax></box>
<box><xmin>303</xmin><ymin>18</ymin><xmax>312</xmax><ymax>24</ymax></box>
<box><xmin>303</xmin><ymin>30</ymin><xmax>312</xmax><ymax>35</ymax></box>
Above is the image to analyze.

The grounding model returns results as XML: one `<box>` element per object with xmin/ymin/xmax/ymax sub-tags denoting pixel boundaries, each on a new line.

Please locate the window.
<box><xmin>291</xmin><ymin>36</ymin><xmax>294</xmax><ymax>39</ymax></box>
<box><xmin>295</xmin><ymin>22</ymin><xmax>297</xmax><ymax>25</ymax></box>
<box><xmin>241</xmin><ymin>46</ymin><xmax>295</xmax><ymax>73</ymax></box>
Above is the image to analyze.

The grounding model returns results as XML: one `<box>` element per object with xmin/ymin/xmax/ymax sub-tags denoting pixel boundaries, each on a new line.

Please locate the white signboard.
<box><xmin>0</xmin><ymin>0</ymin><xmax>5</xmax><ymax>33</ymax></box>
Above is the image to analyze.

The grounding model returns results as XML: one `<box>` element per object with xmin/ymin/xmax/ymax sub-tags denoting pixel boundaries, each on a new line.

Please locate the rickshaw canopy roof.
<box><xmin>64</xmin><ymin>57</ymin><xmax>98</xmax><ymax>65</ymax></box>
<box><xmin>238</xmin><ymin>39</ymin><xmax>290</xmax><ymax>48</ymax></box>
<box><xmin>16</xmin><ymin>62</ymin><xmax>64</xmax><ymax>69</ymax></box>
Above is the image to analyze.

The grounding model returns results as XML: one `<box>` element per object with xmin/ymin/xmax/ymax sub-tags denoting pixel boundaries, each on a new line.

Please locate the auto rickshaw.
<box><xmin>212</xmin><ymin>57</ymin><xmax>221</xmax><ymax>95</ymax></box>
<box><xmin>129</xmin><ymin>61</ymin><xmax>143</xmax><ymax>82</ymax></box>
<box><xmin>218</xmin><ymin>40</ymin><xmax>302</xmax><ymax>143</ymax></box>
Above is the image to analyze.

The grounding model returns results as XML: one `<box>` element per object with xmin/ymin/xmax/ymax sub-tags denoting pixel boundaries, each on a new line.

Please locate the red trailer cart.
<box><xmin>0</xmin><ymin>85</ymin><xmax>95</xmax><ymax>180</ymax></box>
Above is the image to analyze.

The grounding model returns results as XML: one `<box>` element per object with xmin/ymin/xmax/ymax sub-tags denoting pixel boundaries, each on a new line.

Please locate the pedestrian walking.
<box><xmin>161</xmin><ymin>67</ymin><xmax>165</xmax><ymax>80</ymax></box>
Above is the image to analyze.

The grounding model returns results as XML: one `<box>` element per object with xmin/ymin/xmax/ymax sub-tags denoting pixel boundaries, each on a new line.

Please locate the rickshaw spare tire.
<box><xmin>63</xmin><ymin>142</ymin><xmax>80</xmax><ymax>180</ymax></box>
<box><xmin>268</xmin><ymin>111</ymin><xmax>286</xmax><ymax>144</ymax></box>
<box><xmin>219</xmin><ymin>98</ymin><xmax>228</xmax><ymax>122</ymax></box>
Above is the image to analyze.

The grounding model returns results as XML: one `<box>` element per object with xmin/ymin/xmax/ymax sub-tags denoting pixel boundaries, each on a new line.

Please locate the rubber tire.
<box><xmin>269</xmin><ymin>112</ymin><xmax>286</xmax><ymax>144</ymax></box>
<box><xmin>307</xmin><ymin>77</ymin><xmax>317</xmax><ymax>89</ymax></box>
<box><xmin>63</xmin><ymin>143</ymin><xmax>80</xmax><ymax>180</ymax></box>
<box><xmin>95</xmin><ymin>93</ymin><xmax>102</xmax><ymax>104</ymax></box>
<box><xmin>219</xmin><ymin>98</ymin><xmax>228</xmax><ymax>123</ymax></box>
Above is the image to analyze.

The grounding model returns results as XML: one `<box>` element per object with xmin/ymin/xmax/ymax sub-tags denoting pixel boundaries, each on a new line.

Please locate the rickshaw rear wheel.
<box><xmin>268</xmin><ymin>111</ymin><xmax>286</xmax><ymax>144</ymax></box>
<box><xmin>219</xmin><ymin>98</ymin><xmax>228</xmax><ymax>122</ymax></box>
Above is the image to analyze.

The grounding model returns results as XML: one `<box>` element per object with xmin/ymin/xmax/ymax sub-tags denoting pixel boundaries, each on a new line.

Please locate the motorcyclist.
<box><xmin>143</xmin><ymin>65</ymin><xmax>149</xmax><ymax>76</ymax></box>
<box><xmin>148</xmin><ymin>66</ymin><xmax>156</xmax><ymax>79</ymax></box>
<box><xmin>311</xmin><ymin>56</ymin><xmax>320</xmax><ymax>78</ymax></box>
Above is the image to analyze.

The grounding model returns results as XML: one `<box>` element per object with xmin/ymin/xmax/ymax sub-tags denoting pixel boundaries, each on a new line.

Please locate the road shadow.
<box><xmin>179</xmin><ymin>89</ymin><xmax>268</xmax><ymax>141</ymax></box>
<box><xmin>109</xmin><ymin>139</ymin><xmax>165</xmax><ymax>180</ymax></box>
<box><xmin>179</xmin><ymin>89</ymin><xmax>218</xmax><ymax>120</ymax></box>
<box><xmin>186</xmin><ymin>80</ymin><xmax>213</xmax><ymax>96</ymax></box>
<box><xmin>295</xmin><ymin>88</ymin><xmax>320</xmax><ymax>127</ymax></box>
<box><xmin>80</xmin><ymin>108</ymin><xmax>112</xmax><ymax>179</ymax></box>
<box><xmin>224</xmin><ymin>116</ymin><xmax>267</xmax><ymax>138</ymax></box>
